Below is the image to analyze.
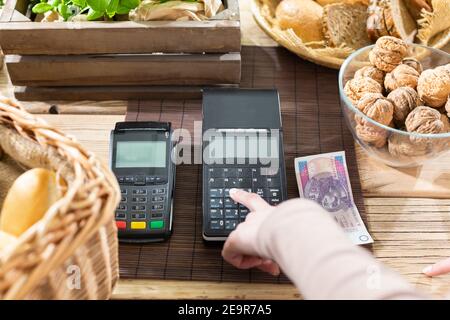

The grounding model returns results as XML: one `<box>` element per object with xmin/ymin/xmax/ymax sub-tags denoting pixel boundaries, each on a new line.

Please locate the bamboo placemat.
<box><xmin>119</xmin><ymin>46</ymin><xmax>368</xmax><ymax>284</ymax></box>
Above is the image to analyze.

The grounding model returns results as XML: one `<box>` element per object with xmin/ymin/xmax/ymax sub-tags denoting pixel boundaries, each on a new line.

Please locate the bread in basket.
<box><xmin>0</xmin><ymin>97</ymin><xmax>120</xmax><ymax>299</ymax></box>
<box><xmin>252</xmin><ymin>0</ymin><xmax>450</xmax><ymax>69</ymax></box>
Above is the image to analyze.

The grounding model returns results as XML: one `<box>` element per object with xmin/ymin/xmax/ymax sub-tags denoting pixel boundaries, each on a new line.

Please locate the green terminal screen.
<box><xmin>115</xmin><ymin>141</ymin><xmax>166</xmax><ymax>168</ymax></box>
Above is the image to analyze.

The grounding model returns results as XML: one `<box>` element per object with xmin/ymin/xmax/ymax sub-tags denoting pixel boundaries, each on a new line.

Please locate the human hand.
<box><xmin>423</xmin><ymin>258</ymin><xmax>450</xmax><ymax>277</ymax></box>
<box><xmin>221</xmin><ymin>189</ymin><xmax>280</xmax><ymax>276</ymax></box>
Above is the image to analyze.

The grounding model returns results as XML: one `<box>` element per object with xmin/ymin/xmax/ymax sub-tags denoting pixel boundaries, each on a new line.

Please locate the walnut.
<box><xmin>387</xmin><ymin>87</ymin><xmax>420</xmax><ymax>123</ymax></box>
<box><xmin>369</xmin><ymin>36</ymin><xmax>408</xmax><ymax>72</ymax></box>
<box><xmin>354</xmin><ymin>66</ymin><xmax>385</xmax><ymax>86</ymax></box>
<box><xmin>417</xmin><ymin>64</ymin><xmax>450</xmax><ymax>108</ymax></box>
<box><xmin>356</xmin><ymin>123</ymin><xmax>388</xmax><ymax>148</ymax></box>
<box><xmin>405</xmin><ymin>106</ymin><xmax>445</xmax><ymax>134</ymax></box>
<box><xmin>388</xmin><ymin>133</ymin><xmax>428</xmax><ymax>158</ymax></box>
<box><xmin>402</xmin><ymin>57</ymin><xmax>423</xmax><ymax>74</ymax></box>
<box><xmin>344</xmin><ymin>77</ymin><xmax>383</xmax><ymax>105</ymax></box>
<box><xmin>356</xmin><ymin>93</ymin><xmax>394</xmax><ymax>126</ymax></box>
<box><xmin>405</xmin><ymin>106</ymin><xmax>445</xmax><ymax>147</ymax></box>
<box><xmin>441</xmin><ymin>114</ymin><xmax>450</xmax><ymax>133</ymax></box>
<box><xmin>384</xmin><ymin>64</ymin><xmax>420</xmax><ymax>92</ymax></box>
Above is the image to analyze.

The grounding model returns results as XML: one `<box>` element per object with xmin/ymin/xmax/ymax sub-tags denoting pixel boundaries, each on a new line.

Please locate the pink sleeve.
<box><xmin>255</xmin><ymin>199</ymin><xmax>428</xmax><ymax>300</ymax></box>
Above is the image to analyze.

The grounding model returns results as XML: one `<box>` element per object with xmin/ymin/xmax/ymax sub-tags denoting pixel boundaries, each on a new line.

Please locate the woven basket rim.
<box><xmin>251</xmin><ymin>0</ymin><xmax>345</xmax><ymax>69</ymax></box>
<box><xmin>0</xmin><ymin>97</ymin><xmax>120</xmax><ymax>299</ymax></box>
<box><xmin>251</xmin><ymin>0</ymin><xmax>450</xmax><ymax>69</ymax></box>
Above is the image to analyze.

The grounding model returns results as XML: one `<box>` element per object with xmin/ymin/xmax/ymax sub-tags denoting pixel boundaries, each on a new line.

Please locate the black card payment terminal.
<box><xmin>202</xmin><ymin>89</ymin><xmax>287</xmax><ymax>241</ymax></box>
<box><xmin>110</xmin><ymin>121</ymin><xmax>175</xmax><ymax>243</ymax></box>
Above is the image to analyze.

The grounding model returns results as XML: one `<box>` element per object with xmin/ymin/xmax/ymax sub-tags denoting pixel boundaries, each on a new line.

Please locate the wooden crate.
<box><xmin>0</xmin><ymin>0</ymin><xmax>241</xmax><ymax>101</ymax></box>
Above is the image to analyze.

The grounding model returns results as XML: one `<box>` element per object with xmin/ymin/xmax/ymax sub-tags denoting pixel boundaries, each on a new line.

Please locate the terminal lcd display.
<box><xmin>115</xmin><ymin>141</ymin><xmax>166</xmax><ymax>168</ymax></box>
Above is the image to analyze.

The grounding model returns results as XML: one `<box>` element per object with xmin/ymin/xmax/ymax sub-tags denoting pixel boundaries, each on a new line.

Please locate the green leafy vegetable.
<box><xmin>32</xmin><ymin>2</ymin><xmax>54</xmax><ymax>14</ymax></box>
<box><xmin>58</xmin><ymin>3</ymin><xmax>71</xmax><ymax>20</ymax></box>
<box><xmin>86</xmin><ymin>7</ymin><xmax>104</xmax><ymax>20</ymax></box>
<box><xmin>30</xmin><ymin>0</ymin><xmax>207</xmax><ymax>21</ymax></box>
<box><xmin>86</xmin><ymin>0</ymin><xmax>109</xmax><ymax>12</ymax></box>
<box><xmin>121</xmin><ymin>0</ymin><xmax>140</xmax><ymax>9</ymax></box>
<box><xmin>157</xmin><ymin>0</ymin><xmax>198</xmax><ymax>3</ymax></box>
<box><xmin>71</xmin><ymin>0</ymin><xmax>86</xmax><ymax>7</ymax></box>
<box><xmin>49</xmin><ymin>0</ymin><xmax>62</xmax><ymax>6</ymax></box>
<box><xmin>106</xmin><ymin>0</ymin><xmax>119</xmax><ymax>17</ymax></box>
<box><xmin>115</xmin><ymin>0</ymin><xmax>139</xmax><ymax>14</ymax></box>
<box><xmin>116</xmin><ymin>4</ymin><xmax>130</xmax><ymax>14</ymax></box>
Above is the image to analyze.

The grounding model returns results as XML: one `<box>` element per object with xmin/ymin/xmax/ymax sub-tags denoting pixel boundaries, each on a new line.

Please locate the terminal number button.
<box><xmin>210</xmin><ymin>220</ymin><xmax>224</xmax><ymax>230</ymax></box>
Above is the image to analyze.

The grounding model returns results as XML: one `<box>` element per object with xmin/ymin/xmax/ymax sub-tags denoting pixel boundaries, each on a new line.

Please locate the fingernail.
<box><xmin>229</xmin><ymin>188</ymin><xmax>238</xmax><ymax>195</ymax></box>
<box><xmin>422</xmin><ymin>265</ymin><xmax>433</xmax><ymax>275</ymax></box>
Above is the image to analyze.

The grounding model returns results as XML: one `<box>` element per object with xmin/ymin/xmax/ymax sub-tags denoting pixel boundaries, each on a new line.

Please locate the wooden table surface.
<box><xmin>1</xmin><ymin>0</ymin><xmax>450</xmax><ymax>299</ymax></box>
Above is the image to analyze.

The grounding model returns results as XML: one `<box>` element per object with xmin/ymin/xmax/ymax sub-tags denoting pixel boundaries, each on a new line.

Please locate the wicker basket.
<box><xmin>251</xmin><ymin>0</ymin><xmax>450</xmax><ymax>70</ymax></box>
<box><xmin>0</xmin><ymin>97</ymin><xmax>120</xmax><ymax>299</ymax></box>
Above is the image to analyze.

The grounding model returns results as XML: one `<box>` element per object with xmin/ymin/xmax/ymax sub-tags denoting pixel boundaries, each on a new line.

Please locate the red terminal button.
<box><xmin>116</xmin><ymin>221</ymin><xmax>126</xmax><ymax>230</ymax></box>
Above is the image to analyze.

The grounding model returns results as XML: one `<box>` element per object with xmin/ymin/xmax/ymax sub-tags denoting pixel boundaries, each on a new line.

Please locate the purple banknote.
<box><xmin>295</xmin><ymin>151</ymin><xmax>373</xmax><ymax>245</ymax></box>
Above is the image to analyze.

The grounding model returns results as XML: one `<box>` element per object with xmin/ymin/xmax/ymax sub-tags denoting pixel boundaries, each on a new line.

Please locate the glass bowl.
<box><xmin>339</xmin><ymin>44</ymin><xmax>450</xmax><ymax>168</ymax></box>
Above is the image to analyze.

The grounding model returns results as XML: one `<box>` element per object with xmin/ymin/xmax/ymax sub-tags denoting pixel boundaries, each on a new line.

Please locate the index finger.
<box><xmin>229</xmin><ymin>189</ymin><xmax>270</xmax><ymax>212</ymax></box>
<box><xmin>423</xmin><ymin>257</ymin><xmax>450</xmax><ymax>277</ymax></box>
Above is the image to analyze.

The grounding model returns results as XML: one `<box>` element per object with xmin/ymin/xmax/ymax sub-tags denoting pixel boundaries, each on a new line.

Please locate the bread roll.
<box><xmin>0</xmin><ymin>168</ymin><xmax>61</xmax><ymax>237</ymax></box>
<box><xmin>276</xmin><ymin>0</ymin><xmax>324</xmax><ymax>43</ymax></box>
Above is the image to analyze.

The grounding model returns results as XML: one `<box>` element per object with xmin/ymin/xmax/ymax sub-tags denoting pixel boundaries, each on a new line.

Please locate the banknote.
<box><xmin>294</xmin><ymin>151</ymin><xmax>373</xmax><ymax>245</ymax></box>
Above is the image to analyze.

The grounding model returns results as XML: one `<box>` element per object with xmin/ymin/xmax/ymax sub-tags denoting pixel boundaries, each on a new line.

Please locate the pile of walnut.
<box><xmin>344</xmin><ymin>35</ymin><xmax>450</xmax><ymax>158</ymax></box>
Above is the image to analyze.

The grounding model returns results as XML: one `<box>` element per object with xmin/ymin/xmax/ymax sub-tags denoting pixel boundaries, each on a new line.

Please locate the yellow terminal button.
<box><xmin>131</xmin><ymin>221</ymin><xmax>146</xmax><ymax>230</ymax></box>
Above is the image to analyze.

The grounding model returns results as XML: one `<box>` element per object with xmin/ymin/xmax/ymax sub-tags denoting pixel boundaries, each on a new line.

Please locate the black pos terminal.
<box><xmin>202</xmin><ymin>89</ymin><xmax>288</xmax><ymax>241</ymax></box>
<box><xmin>110</xmin><ymin>121</ymin><xmax>175</xmax><ymax>243</ymax></box>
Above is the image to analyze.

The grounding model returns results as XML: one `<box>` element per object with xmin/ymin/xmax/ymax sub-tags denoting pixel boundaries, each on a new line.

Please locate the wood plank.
<box><xmin>365</xmin><ymin>197</ymin><xmax>450</xmax><ymax>206</ymax></box>
<box><xmin>0</xmin><ymin>20</ymin><xmax>241</xmax><ymax>55</ymax></box>
<box><xmin>112</xmin><ymin>272</ymin><xmax>449</xmax><ymax>299</ymax></box>
<box><xmin>0</xmin><ymin>0</ymin><xmax>17</xmax><ymax>22</ymax></box>
<box><xmin>357</xmin><ymin>145</ymin><xmax>450</xmax><ymax>198</ymax></box>
<box><xmin>22</xmin><ymin>100</ymin><xmax>128</xmax><ymax>115</ymax></box>
<box><xmin>11</xmin><ymin>10</ymin><xmax>30</xmax><ymax>22</ymax></box>
<box><xmin>14</xmin><ymin>85</ymin><xmax>210</xmax><ymax>101</ymax></box>
<box><xmin>38</xmin><ymin>114</ymin><xmax>123</xmax><ymax>162</ymax></box>
<box><xmin>6</xmin><ymin>53</ymin><xmax>241</xmax><ymax>86</ymax></box>
<box><xmin>113</xmin><ymin>279</ymin><xmax>300</xmax><ymax>300</ymax></box>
